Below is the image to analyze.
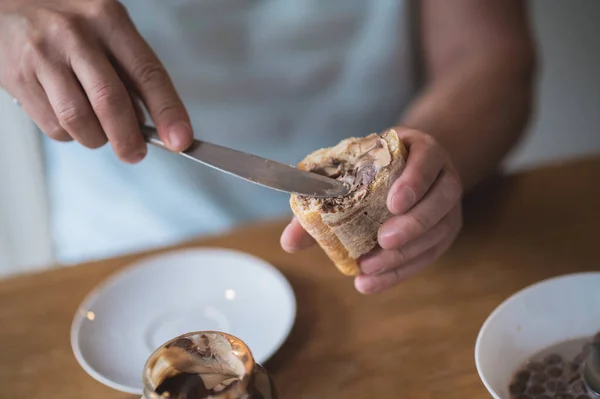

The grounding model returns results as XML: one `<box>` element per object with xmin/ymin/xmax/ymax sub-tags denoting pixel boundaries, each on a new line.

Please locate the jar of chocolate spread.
<box><xmin>142</xmin><ymin>331</ymin><xmax>277</xmax><ymax>399</ymax></box>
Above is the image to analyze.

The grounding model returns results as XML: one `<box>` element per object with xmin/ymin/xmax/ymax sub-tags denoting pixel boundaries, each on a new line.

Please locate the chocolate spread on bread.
<box><xmin>301</xmin><ymin>134</ymin><xmax>392</xmax><ymax>213</ymax></box>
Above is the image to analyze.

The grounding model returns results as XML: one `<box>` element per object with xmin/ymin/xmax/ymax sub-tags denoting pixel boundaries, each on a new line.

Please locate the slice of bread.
<box><xmin>290</xmin><ymin>129</ymin><xmax>408</xmax><ymax>276</ymax></box>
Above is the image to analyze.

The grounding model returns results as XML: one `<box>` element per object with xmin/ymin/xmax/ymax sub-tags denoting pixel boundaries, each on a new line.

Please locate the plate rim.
<box><xmin>70</xmin><ymin>246</ymin><xmax>297</xmax><ymax>395</ymax></box>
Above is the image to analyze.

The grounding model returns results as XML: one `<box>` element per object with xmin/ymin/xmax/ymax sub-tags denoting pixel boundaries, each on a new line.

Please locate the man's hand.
<box><xmin>281</xmin><ymin>128</ymin><xmax>463</xmax><ymax>295</ymax></box>
<box><xmin>0</xmin><ymin>0</ymin><xmax>192</xmax><ymax>163</ymax></box>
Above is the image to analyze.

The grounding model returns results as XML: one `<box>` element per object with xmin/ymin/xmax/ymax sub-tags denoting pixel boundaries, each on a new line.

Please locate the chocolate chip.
<box><xmin>527</xmin><ymin>385</ymin><xmax>546</xmax><ymax>395</ymax></box>
<box><xmin>570</xmin><ymin>380</ymin><xmax>587</xmax><ymax>394</ymax></box>
<box><xmin>555</xmin><ymin>380</ymin><xmax>567</xmax><ymax>392</ymax></box>
<box><xmin>510</xmin><ymin>381</ymin><xmax>527</xmax><ymax>394</ymax></box>
<box><xmin>546</xmin><ymin>380</ymin><xmax>558</xmax><ymax>392</ymax></box>
<box><xmin>566</xmin><ymin>372</ymin><xmax>581</xmax><ymax>384</ymax></box>
<box><xmin>546</xmin><ymin>380</ymin><xmax>568</xmax><ymax>393</ymax></box>
<box><xmin>544</xmin><ymin>354</ymin><xmax>563</xmax><ymax>366</ymax></box>
<box><xmin>528</xmin><ymin>361</ymin><xmax>546</xmax><ymax>372</ymax></box>
<box><xmin>575</xmin><ymin>395</ymin><xmax>591</xmax><ymax>399</ymax></box>
<box><xmin>547</xmin><ymin>366</ymin><xmax>563</xmax><ymax>378</ymax></box>
<box><xmin>536</xmin><ymin>395</ymin><xmax>551</xmax><ymax>399</ymax></box>
<box><xmin>531</xmin><ymin>373</ymin><xmax>549</xmax><ymax>384</ymax></box>
<box><xmin>574</xmin><ymin>352</ymin><xmax>587</xmax><ymax>365</ymax></box>
<box><xmin>517</xmin><ymin>370</ymin><xmax>532</xmax><ymax>383</ymax></box>
<box><xmin>554</xmin><ymin>394</ymin><xmax>574</xmax><ymax>399</ymax></box>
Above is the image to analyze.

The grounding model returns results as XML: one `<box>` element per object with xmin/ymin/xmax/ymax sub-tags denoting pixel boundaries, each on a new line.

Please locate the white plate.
<box><xmin>475</xmin><ymin>272</ymin><xmax>600</xmax><ymax>399</ymax></box>
<box><xmin>71</xmin><ymin>248</ymin><xmax>296</xmax><ymax>395</ymax></box>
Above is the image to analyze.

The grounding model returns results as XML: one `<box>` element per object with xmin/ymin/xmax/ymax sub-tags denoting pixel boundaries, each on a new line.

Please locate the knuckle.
<box><xmin>423</xmin><ymin>136</ymin><xmax>447</xmax><ymax>160</ymax></box>
<box><xmin>436</xmin><ymin>217</ymin><xmax>452</xmax><ymax>238</ymax></box>
<box><xmin>56</xmin><ymin>104</ymin><xmax>91</xmax><ymax>129</ymax></box>
<box><xmin>88</xmin><ymin>0</ymin><xmax>126</xmax><ymax>20</ymax></box>
<box><xmin>443</xmin><ymin>173</ymin><xmax>463</xmax><ymax>202</ymax></box>
<box><xmin>46</xmin><ymin>13</ymin><xmax>79</xmax><ymax>38</ymax></box>
<box><xmin>11</xmin><ymin>70</ymin><xmax>29</xmax><ymax>86</ymax></box>
<box><xmin>394</xmin><ymin>248</ymin><xmax>408</xmax><ymax>266</ymax></box>
<box><xmin>23</xmin><ymin>34</ymin><xmax>48</xmax><ymax>60</ymax></box>
<box><xmin>420</xmin><ymin>132</ymin><xmax>438</xmax><ymax>147</ymax></box>
<box><xmin>392</xmin><ymin>268</ymin><xmax>404</xmax><ymax>285</ymax></box>
<box><xmin>154</xmin><ymin>101</ymin><xmax>181</xmax><ymax>121</ymax></box>
<box><xmin>407</xmin><ymin>213</ymin><xmax>430</xmax><ymax>235</ymax></box>
<box><xmin>405</xmin><ymin>172</ymin><xmax>427</xmax><ymax>196</ymax></box>
<box><xmin>131</xmin><ymin>61</ymin><xmax>168</xmax><ymax>87</ymax></box>
<box><xmin>89</xmin><ymin>83</ymin><xmax>126</xmax><ymax>113</ymax></box>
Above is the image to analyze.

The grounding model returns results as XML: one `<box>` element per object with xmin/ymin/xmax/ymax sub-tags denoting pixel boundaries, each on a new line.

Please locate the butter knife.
<box><xmin>141</xmin><ymin>125</ymin><xmax>350</xmax><ymax>198</ymax></box>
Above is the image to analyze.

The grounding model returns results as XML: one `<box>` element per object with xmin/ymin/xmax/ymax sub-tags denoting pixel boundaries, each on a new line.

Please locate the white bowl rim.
<box><xmin>474</xmin><ymin>271</ymin><xmax>600</xmax><ymax>398</ymax></box>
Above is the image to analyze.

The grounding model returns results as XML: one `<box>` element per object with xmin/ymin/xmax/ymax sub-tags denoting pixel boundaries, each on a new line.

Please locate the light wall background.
<box><xmin>505</xmin><ymin>0</ymin><xmax>600</xmax><ymax>171</ymax></box>
<box><xmin>0</xmin><ymin>0</ymin><xmax>599</xmax><ymax>276</ymax></box>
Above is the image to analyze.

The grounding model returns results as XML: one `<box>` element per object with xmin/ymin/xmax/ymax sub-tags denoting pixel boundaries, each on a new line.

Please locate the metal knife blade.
<box><xmin>141</xmin><ymin>125</ymin><xmax>350</xmax><ymax>198</ymax></box>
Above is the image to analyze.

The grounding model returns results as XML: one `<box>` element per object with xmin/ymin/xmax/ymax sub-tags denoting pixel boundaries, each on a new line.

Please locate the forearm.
<box><xmin>401</xmin><ymin>52</ymin><xmax>536</xmax><ymax>191</ymax></box>
<box><xmin>401</xmin><ymin>51</ymin><xmax>536</xmax><ymax>191</ymax></box>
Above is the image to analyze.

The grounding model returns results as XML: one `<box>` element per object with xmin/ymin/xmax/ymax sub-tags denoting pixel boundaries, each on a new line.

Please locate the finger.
<box><xmin>357</xmin><ymin>207</ymin><xmax>462</xmax><ymax>294</ymax></box>
<box><xmin>387</xmin><ymin>130</ymin><xmax>446</xmax><ymax>215</ymax></box>
<box><xmin>280</xmin><ymin>217</ymin><xmax>316</xmax><ymax>253</ymax></box>
<box><xmin>355</xmin><ymin>244</ymin><xmax>441</xmax><ymax>295</ymax></box>
<box><xmin>129</xmin><ymin>90</ymin><xmax>147</xmax><ymax>124</ymax></box>
<box><xmin>70</xmin><ymin>46</ymin><xmax>147</xmax><ymax>163</ymax></box>
<box><xmin>37</xmin><ymin>64</ymin><xmax>107</xmax><ymax>148</ymax></box>
<box><xmin>12</xmin><ymin>80</ymin><xmax>72</xmax><ymax>142</ymax></box>
<box><xmin>379</xmin><ymin>168</ymin><xmax>462</xmax><ymax>249</ymax></box>
<box><xmin>99</xmin><ymin>12</ymin><xmax>192</xmax><ymax>151</ymax></box>
<box><xmin>360</xmin><ymin>207</ymin><xmax>457</xmax><ymax>274</ymax></box>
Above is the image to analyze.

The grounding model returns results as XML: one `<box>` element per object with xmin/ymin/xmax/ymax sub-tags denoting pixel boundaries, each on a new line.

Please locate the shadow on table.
<box><xmin>454</xmin><ymin>167</ymin><xmax>599</xmax><ymax>290</ymax></box>
<box><xmin>263</xmin><ymin>268</ymin><xmax>349</xmax><ymax>375</ymax></box>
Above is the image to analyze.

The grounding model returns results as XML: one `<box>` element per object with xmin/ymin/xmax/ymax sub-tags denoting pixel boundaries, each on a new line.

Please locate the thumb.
<box><xmin>280</xmin><ymin>217</ymin><xmax>315</xmax><ymax>253</ymax></box>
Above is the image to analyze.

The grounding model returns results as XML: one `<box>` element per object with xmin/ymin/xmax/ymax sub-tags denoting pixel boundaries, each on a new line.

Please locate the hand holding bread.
<box><xmin>281</xmin><ymin>127</ymin><xmax>463</xmax><ymax>294</ymax></box>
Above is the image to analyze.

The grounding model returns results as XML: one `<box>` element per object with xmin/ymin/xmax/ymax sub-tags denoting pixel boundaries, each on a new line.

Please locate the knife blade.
<box><xmin>141</xmin><ymin>125</ymin><xmax>350</xmax><ymax>198</ymax></box>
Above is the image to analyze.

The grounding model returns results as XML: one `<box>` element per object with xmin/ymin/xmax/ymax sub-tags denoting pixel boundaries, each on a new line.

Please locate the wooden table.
<box><xmin>1</xmin><ymin>155</ymin><xmax>599</xmax><ymax>399</ymax></box>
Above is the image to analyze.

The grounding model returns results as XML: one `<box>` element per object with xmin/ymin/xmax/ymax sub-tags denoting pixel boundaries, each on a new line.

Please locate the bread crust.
<box><xmin>290</xmin><ymin>129</ymin><xmax>408</xmax><ymax>276</ymax></box>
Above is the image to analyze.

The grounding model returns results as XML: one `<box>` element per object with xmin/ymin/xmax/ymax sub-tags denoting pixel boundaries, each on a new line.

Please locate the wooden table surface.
<box><xmin>1</xmin><ymin>155</ymin><xmax>599</xmax><ymax>399</ymax></box>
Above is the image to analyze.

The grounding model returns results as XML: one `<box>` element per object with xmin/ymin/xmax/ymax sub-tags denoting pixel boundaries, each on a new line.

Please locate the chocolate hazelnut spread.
<box><xmin>146</xmin><ymin>333</ymin><xmax>247</xmax><ymax>398</ymax></box>
<box><xmin>301</xmin><ymin>134</ymin><xmax>392</xmax><ymax>213</ymax></box>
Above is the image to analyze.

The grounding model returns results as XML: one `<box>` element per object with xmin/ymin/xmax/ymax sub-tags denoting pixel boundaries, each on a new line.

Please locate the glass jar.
<box><xmin>142</xmin><ymin>331</ymin><xmax>277</xmax><ymax>399</ymax></box>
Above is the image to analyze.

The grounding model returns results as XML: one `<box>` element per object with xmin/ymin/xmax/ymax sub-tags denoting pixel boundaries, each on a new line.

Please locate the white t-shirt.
<box><xmin>43</xmin><ymin>0</ymin><xmax>419</xmax><ymax>263</ymax></box>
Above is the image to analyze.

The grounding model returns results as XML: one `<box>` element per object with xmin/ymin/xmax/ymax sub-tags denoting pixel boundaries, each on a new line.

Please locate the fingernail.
<box><xmin>378</xmin><ymin>228</ymin><xmax>400</xmax><ymax>250</ymax></box>
<box><xmin>355</xmin><ymin>276</ymin><xmax>378</xmax><ymax>294</ymax></box>
<box><xmin>390</xmin><ymin>187</ymin><xmax>415</xmax><ymax>214</ymax></box>
<box><xmin>280</xmin><ymin>223</ymin><xmax>293</xmax><ymax>250</ymax></box>
<box><xmin>168</xmin><ymin>123</ymin><xmax>192</xmax><ymax>150</ymax></box>
<box><xmin>280</xmin><ymin>222</ymin><xmax>299</xmax><ymax>253</ymax></box>
<box><xmin>131</xmin><ymin>149</ymin><xmax>147</xmax><ymax>164</ymax></box>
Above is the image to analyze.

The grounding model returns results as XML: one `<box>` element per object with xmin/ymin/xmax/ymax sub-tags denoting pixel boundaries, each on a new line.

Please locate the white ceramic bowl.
<box><xmin>474</xmin><ymin>272</ymin><xmax>600</xmax><ymax>399</ymax></box>
<box><xmin>71</xmin><ymin>248</ymin><xmax>296</xmax><ymax>395</ymax></box>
